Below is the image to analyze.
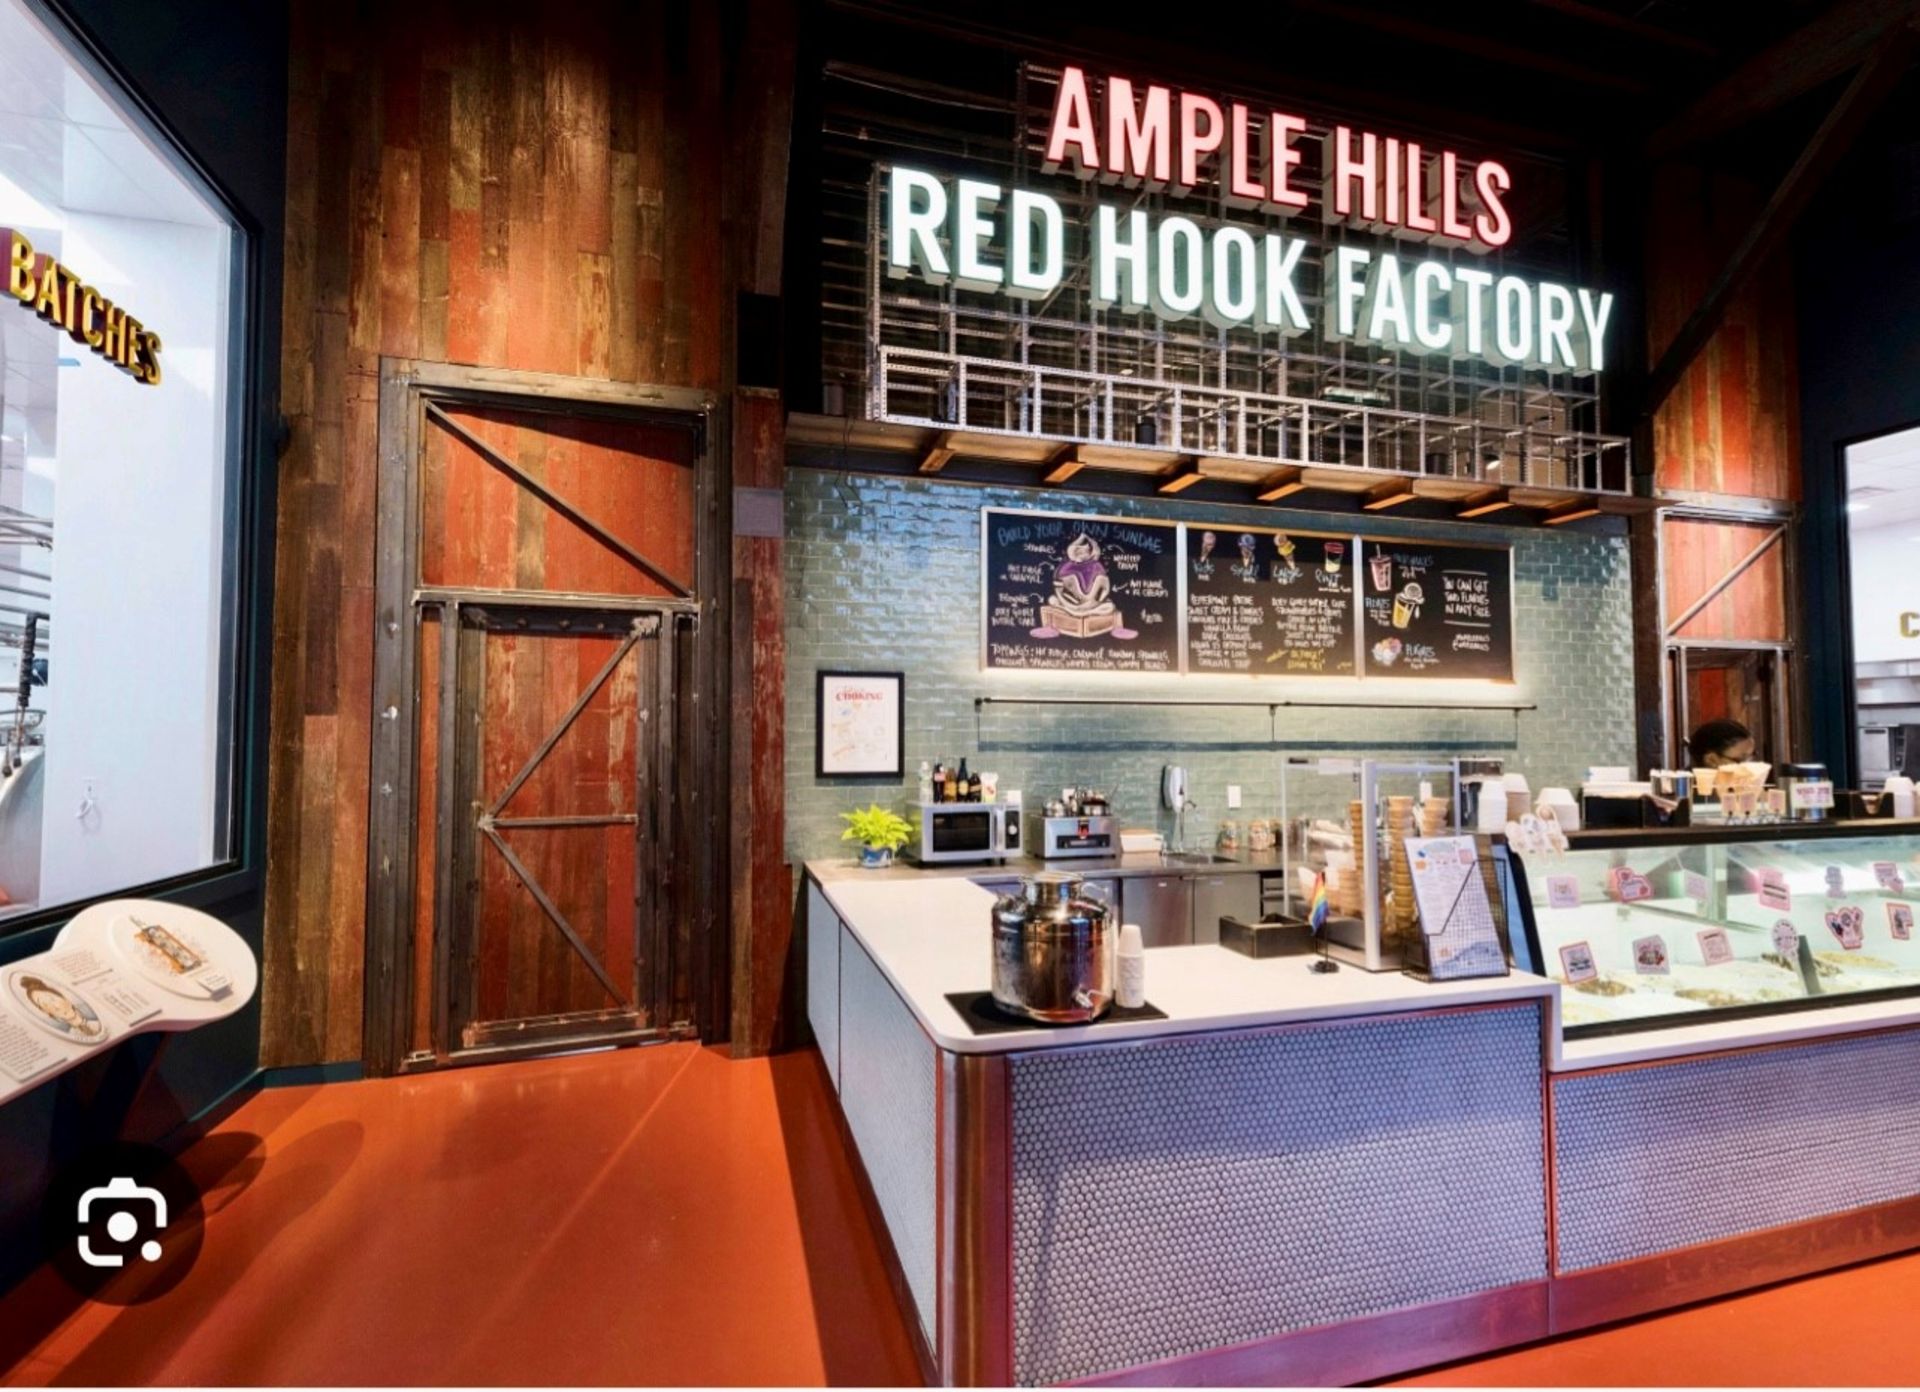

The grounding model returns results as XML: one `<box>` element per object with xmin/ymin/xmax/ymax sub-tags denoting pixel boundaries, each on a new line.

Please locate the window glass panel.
<box><xmin>0</xmin><ymin>0</ymin><xmax>240</xmax><ymax>921</ymax></box>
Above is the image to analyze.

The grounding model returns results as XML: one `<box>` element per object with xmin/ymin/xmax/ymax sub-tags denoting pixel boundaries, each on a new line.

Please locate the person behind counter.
<box><xmin>1689</xmin><ymin>718</ymin><xmax>1755</xmax><ymax>768</ymax></box>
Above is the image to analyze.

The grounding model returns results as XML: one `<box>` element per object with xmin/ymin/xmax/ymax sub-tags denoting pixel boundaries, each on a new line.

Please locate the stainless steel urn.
<box><xmin>990</xmin><ymin>871</ymin><xmax>1113</xmax><ymax>1024</ymax></box>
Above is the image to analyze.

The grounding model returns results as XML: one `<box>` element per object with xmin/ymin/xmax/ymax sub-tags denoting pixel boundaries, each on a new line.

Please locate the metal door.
<box><xmin>366</xmin><ymin>361</ymin><xmax>715</xmax><ymax>1073</ymax></box>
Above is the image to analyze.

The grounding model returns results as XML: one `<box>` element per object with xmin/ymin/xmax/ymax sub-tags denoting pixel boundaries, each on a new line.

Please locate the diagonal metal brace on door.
<box><xmin>486</xmin><ymin>613</ymin><xmax>659</xmax><ymax>819</ymax></box>
<box><xmin>424</xmin><ymin>400</ymin><xmax>694</xmax><ymax>598</ymax></box>
<box><xmin>478</xmin><ymin>823</ymin><xmax>627</xmax><ymax>1005</ymax></box>
<box><xmin>1663</xmin><ymin>523</ymin><xmax>1786</xmax><ymax>639</ymax></box>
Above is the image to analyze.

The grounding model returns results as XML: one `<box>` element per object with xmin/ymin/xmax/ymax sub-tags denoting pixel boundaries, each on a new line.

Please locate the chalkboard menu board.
<box><xmin>982</xmin><ymin>509</ymin><xmax>1180</xmax><ymax>672</ymax></box>
<box><xmin>1360</xmin><ymin>540</ymin><xmax>1514</xmax><ymax>681</ymax></box>
<box><xmin>1184</xmin><ymin>527</ymin><xmax>1357</xmax><ymax>675</ymax></box>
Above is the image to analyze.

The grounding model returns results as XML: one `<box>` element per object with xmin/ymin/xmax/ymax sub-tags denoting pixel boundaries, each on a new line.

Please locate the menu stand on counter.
<box><xmin>1399</xmin><ymin>834</ymin><xmax>1515</xmax><ymax>983</ymax></box>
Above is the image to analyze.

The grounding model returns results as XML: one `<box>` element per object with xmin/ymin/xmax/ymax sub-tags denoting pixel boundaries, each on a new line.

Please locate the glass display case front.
<box><xmin>1508</xmin><ymin>825</ymin><xmax>1920</xmax><ymax>1036</ymax></box>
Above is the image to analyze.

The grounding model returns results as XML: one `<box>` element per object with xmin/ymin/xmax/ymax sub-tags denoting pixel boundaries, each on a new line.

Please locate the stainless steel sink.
<box><xmin>1158</xmin><ymin>852</ymin><xmax>1238</xmax><ymax>865</ymax></box>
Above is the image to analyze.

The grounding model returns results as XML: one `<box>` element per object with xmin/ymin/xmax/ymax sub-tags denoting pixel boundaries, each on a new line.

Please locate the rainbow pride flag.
<box><xmin>1307</xmin><ymin>872</ymin><xmax>1329</xmax><ymax>934</ymax></box>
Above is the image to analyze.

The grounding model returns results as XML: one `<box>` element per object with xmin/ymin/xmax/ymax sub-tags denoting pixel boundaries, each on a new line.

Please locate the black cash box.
<box><xmin>1218</xmin><ymin>914</ymin><xmax>1316</xmax><ymax>959</ymax></box>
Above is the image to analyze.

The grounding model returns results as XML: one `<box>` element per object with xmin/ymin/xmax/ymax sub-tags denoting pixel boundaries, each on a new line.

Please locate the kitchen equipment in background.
<box><xmin>1888</xmin><ymin>775</ymin><xmax>1917</xmax><ymax>818</ymax></box>
<box><xmin>1119</xmin><ymin>829</ymin><xmax>1163</xmax><ymax>853</ymax></box>
<box><xmin>1027</xmin><ymin>809</ymin><xmax>1118</xmax><ymax>859</ymax></box>
<box><xmin>1779</xmin><ymin>763</ymin><xmax>1834</xmax><ymax>822</ymax></box>
<box><xmin>1647</xmin><ymin>769</ymin><xmax>1693</xmax><ymax>827</ymax></box>
<box><xmin>1582</xmin><ymin>779</ymin><xmax>1653</xmax><ymax>829</ymax></box>
<box><xmin>1162</xmin><ymin>764</ymin><xmax>1193</xmax><ymax>852</ymax></box>
<box><xmin>1535</xmin><ymin>787</ymin><xmax>1581</xmax><ymax>832</ymax></box>
<box><xmin>1502</xmin><ymin>772</ymin><xmax>1531</xmax><ymax>823</ymax></box>
<box><xmin>1861</xmin><ymin>725</ymin><xmax>1893</xmax><ymax>785</ymax></box>
<box><xmin>913</xmin><ymin>801</ymin><xmax>1020</xmax><ymax>864</ymax></box>
<box><xmin>1457</xmin><ymin>758</ymin><xmax>1504</xmax><ymax>830</ymax></box>
<box><xmin>989</xmin><ymin>870</ymin><xmax>1113</xmax><ymax>1024</ymax></box>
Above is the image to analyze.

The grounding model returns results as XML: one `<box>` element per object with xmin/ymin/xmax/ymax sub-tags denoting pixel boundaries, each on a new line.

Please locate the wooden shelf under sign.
<box><xmin>783</xmin><ymin>414</ymin><xmax>1658</xmax><ymax>526</ymax></box>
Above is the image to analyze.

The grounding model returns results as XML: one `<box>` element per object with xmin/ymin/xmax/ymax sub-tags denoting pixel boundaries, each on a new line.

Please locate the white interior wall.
<box><xmin>38</xmin><ymin>212</ymin><xmax>227</xmax><ymax>905</ymax></box>
<box><xmin>1849</xmin><ymin>520</ymin><xmax>1920</xmax><ymax>666</ymax></box>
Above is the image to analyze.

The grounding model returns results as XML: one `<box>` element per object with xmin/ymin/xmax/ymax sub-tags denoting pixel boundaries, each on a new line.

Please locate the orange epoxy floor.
<box><xmin>0</xmin><ymin>1044</ymin><xmax>923</xmax><ymax>1387</ymax></box>
<box><xmin>1395</xmin><ymin>1249</ymin><xmax>1920</xmax><ymax>1387</ymax></box>
<box><xmin>8</xmin><ymin>1041</ymin><xmax>1920</xmax><ymax>1387</ymax></box>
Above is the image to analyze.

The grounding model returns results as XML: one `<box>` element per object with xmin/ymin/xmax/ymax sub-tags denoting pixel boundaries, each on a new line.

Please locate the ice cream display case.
<box><xmin>1506</xmin><ymin>822</ymin><xmax>1920</xmax><ymax>1036</ymax></box>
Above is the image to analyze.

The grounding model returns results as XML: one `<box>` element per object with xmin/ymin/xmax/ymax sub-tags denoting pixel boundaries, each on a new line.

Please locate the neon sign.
<box><xmin>883</xmin><ymin>67</ymin><xmax>1614</xmax><ymax>377</ymax></box>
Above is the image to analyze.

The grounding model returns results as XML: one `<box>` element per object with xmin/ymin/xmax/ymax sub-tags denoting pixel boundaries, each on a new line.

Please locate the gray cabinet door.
<box><xmin>1191</xmin><ymin>874</ymin><xmax>1260</xmax><ymax>945</ymax></box>
<box><xmin>1123</xmin><ymin>875</ymin><xmax>1194</xmax><ymax>947</ymax></box>
<box><xmin>805</xmin><ymin>880</ymin><xmax>841</xmax><ymax>1090</ymax></box>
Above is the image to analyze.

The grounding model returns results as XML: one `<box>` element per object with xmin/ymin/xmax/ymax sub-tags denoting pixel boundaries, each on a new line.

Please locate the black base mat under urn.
<box><xmin>943</xmin><ymin>991</ymin><xmax>1168</xmax><ymax>1036</ymax></box>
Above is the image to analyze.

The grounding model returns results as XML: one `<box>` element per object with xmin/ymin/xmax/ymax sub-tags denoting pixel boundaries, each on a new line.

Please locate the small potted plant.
<box><xmin>840</xmin><ymin>803</ymin><xmax>913</xmax><ymax>869</ymax></box>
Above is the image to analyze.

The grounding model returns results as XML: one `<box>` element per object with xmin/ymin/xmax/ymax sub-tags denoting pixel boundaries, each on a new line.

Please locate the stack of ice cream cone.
<box><xmin>1386</xmin><ymin>795</ymin><xmax>1417</xmax><ymax>940</ymax></box>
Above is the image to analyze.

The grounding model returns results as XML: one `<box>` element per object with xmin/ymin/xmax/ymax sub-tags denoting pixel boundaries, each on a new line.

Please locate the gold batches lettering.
<box><xmin>2</xmin><ymin>228</ymin><xmax>164</xmax><ymax>385</ymax></box>
<box><xmin>1900</xmin><ymin>612</ymin><xmax>1920</xmax><ymax>638</ymax></box>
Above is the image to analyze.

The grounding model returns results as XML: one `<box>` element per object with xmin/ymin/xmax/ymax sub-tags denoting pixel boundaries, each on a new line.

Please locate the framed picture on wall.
<box><xmin>816</xmin><ymin>670</ymin><xmax>905</xmax><ymax>779</ymax></box>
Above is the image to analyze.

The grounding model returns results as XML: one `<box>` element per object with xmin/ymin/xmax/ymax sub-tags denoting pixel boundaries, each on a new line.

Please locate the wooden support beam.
<box><xmin>1457</xmin><ymin>489</ymin><xmax>1515</xmax><ymax>520</ymax></box>
<box><xmin>1255</xmin><ymin>467</ymin><xmax>1307</xmax><ymax>503</ymax></box>
<box><xmin>918</xmin><ymin>431</ymin><xmax>957</xmax><ymax>474</ymax></box>
<box><xmin>1544</xmin><ymin>503</ymin><xmax>1604</xmax><ymax>526</ymax></box>
<box><xmin>1041</xmin><ymin>446</ymin><xmax>1084</xmax><ymax>486</ymax></box>
<box><xmin>1646</xmin><ymin>0</ymin><xmax>1918</xmax><ymax>158</ymax></box>
<box><xmin>1157</xmin><ymin>457</ymin><xmax>1205</xmax><ymax>495</ymax></box>
<box><xmin>1640</xmin><ymin>27</ymin><xmax>1917</xmax><ymax>424</ymax></box>
<box><xmin>1361</xmin><ymin>480</ymin><xmax>1418</xmax><ymax>511</ymax></box>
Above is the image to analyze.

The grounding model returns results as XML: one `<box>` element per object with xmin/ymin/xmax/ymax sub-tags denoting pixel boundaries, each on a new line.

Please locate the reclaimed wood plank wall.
<box><xmin>268</xmin><ymin>0</ymin><xmax>795</xmax><ymax>1067</ymax></box>
<box><xmin>1648</xmin><ymin>164</ymin><xmax>1801</xmax><ymax>504</ymax></box>
<box><xmin>1645</xmin><ymin>163</ymin><xmax>1800</xmax><ymax>665</ymax></box>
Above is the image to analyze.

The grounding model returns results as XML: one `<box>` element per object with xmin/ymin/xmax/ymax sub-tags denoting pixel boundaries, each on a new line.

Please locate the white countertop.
<box><xmin>813</xmin><ymin>873</ymin><xmax>1561</xmax><ymax>1055</ymax></box>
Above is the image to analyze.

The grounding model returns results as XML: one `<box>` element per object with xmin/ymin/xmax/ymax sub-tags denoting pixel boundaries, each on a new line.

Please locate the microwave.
<box><xmin>914</xmin><ymin>802</ymin><xmax>1020</xmax><ymax>863</ymax></box>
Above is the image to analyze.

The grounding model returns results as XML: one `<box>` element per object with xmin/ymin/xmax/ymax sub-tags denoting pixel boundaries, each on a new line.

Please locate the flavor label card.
<box><xmin>1559</xmin><ymin>941</ymin><xmax>1598</xmax><ymax>983</ymax></box>
<box><xmin>1890</xmin><ymin>902</ymin><xmax>1914</xmax><ymax>941</ymax></box>
<box><xmin>1772</xmin><ymin>919</ymin><xmax>1800</xmax><ymax>957</ymax></box>
<box><xmin>88</xmin><ymin>972</ymin><xmax>160</xmax><ymax>1027</ymax></box>
<box><xmin>1756</xmin><ymin>870</ymin><xmax>1791</xmax><ymax>912</ymax></box>
<box><xmin>1697</xmin><ymin>928</ymin><xmax>1735</xmax><ymax>966</ymax></box>
<box><xmin>1684</xmin><ymin>871</ymin><xmax>1710</xmax><ymax>904</ymax></box>
<box><xmin>1632</xmin><ymin>934</ymin><xmax>1670</xmax><ymax>975</ymax></box>
<box><xmin>1608</xmin><ymin>866</ymin><xmax>1654</xmax><ymax>904</ymax></box>
<box><xmin>1876</xmin><ymin>862</ymin><xmax>1906</xmax><ymax>892</ymax></box>
<box><xmin>1826</xmin><ymin>905</ymin><xmax>1866</xmax><ymax>950</ymax></box>
<box><xmin>1825</xmin><ymin>866</ymin><xmax>1847</xmax><ymax>899</ymax></box>
<box><xmin>1546</xmin><ymin>875</ymin><xmax>1581</xmax><ymax>909</ymax></box>
<box><xmin>0</xmin><ymin>1011</ymin><xmax>57</xmax><ymax>1083</ymax></box>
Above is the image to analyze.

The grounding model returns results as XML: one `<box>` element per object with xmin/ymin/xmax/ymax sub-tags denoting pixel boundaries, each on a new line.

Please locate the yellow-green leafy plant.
<box><xmin>840</xmin><ymin>804</ymin><xmax>912</xmax><ymax>853</ymax></box>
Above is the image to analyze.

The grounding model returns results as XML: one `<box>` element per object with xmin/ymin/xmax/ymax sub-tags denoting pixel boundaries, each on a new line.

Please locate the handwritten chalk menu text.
<box><xmin>984</xmin><ymin>509</ymin><xmax>1180</xmax><ymax>671</ymax></box>
<box><xmin>1185</xmin><ymin>528</ymin><xmax>1356</xmax><ymax>675</ymax></box>
<box><xmin>1361</xmin><ymin>540</ymin><xmax>1514</xmax><ymax>681</ymax></box>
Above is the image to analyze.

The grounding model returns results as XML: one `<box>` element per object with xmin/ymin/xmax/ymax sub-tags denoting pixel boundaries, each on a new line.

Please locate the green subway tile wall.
<box><xmin>784</xmin><ymin>471</ymin><xmax>1635</xmax><ymax>863</ymax></box>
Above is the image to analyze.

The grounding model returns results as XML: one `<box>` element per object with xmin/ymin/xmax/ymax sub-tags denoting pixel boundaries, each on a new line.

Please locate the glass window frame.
<box><xmin>0</xmin><ymin>0</ymin><xmax>259</xmax><ymax>940</ymax></box>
